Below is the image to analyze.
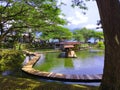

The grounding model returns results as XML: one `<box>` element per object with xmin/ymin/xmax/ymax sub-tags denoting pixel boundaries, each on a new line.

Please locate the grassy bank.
<box><xmin>0</xmin><ymin>76</ymin><xmax>99</xmax><ymax>90</ymax></box>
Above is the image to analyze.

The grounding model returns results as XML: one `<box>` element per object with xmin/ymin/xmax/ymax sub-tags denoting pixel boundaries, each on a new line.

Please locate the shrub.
<box><xmin>0</xmin><ymin>49</ymin><xmax>25</xmax><ymax>72</ymax></box>
<box><xmin>97</xmin><ymin>41</ymin><xmax>105</xmax><ymax>49</ymax></box>
<box><xmin>73</xmin><ymin>44</ymin><xmax>80</xmax><ymax>51</ymax></box>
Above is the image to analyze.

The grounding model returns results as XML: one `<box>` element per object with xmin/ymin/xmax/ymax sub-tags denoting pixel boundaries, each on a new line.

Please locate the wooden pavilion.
<box><xmin>54</xmin><ymin>41</ymin><xmax>81</xmax><ymax>50</ymax></box>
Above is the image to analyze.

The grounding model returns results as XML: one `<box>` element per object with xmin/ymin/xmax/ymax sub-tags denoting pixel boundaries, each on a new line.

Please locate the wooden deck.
<box><xmin>22</xmin><ymin>52</ymin><xmax>102</xmax><ymax>82</ymax></box>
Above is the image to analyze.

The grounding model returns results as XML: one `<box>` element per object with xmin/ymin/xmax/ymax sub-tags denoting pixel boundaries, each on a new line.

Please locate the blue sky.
<box><xmin>58</xmin><ymin>0</ymin><xmax>102</xmax><ymax>31</ymax></box>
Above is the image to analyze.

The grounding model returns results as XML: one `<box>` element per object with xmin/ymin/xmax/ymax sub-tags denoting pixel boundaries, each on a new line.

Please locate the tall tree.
<box><xmin>73</xmin><ymin>29</ymin><xmax>84</xmax><ymax>42</ymax></box>
<box><xmin>72</xmin><ymin>0</ymin><xmax>120</xmax><ymax>89</ymax></box>
<box><xmin>94</xmin><ymin>31</ymin><xmax>104</xmax><ymax>42</ymax></box>
<box><xmin>73</xmin><ymin>28</ymin><xmax>96</xmax><ymax>42</ymax></box>
<box><xmin>53</xmin><ymin>26</ymin><xmax>73</xmax><ymax>42</ymax></box>
<box><xmin>41</xmin><ymin>26</ymin><xmax>72</xmax><ymax>42</ymax></box>
<box><xmin>80</xmin><ymin>28</ymin><xmax>96</xmax><ymax>42</ymax></box>
<box><xmin>96</xmin><ymin>0</ymin><xmax>120</xmax><ymax>90</ymax></box>
<box><xmin>73</xmin><ymin>28</ymin><xmax>103</xmax><ymax>42</ymax></box>
<box><xmin>0</xmin><ymin>0</ymin><xmax>66</xmax><ymax>42</ymax></box>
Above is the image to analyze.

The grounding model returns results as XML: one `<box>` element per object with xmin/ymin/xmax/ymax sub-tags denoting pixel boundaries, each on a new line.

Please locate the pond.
<box><xmin>33</xmin><ymin>49</ymin><xmax>104</xmax><ymax>75</ymax></box>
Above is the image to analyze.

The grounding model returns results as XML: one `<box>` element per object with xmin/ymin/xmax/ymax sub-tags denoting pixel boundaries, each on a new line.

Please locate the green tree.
<box><xmin>73</xmin><ymin>28</ymin><xmax>96</xmax><ymax>42</ymax></box>
<box><xmin>73</xmin><ymin>29</ymin><xmax>84</xmax><ymax>42</ymax></box>
<box><xmin>93</xmin><ymin>31</ymin><xmax>104</xmax><ymax>42</ymax></box>
<box><xmin>73</xmin><ymin>28</ymin><xmax>104</xmax><ymax>43</ymax></box>
<box><xmin>41</xmin><ymin>26</ymin><xmax>72</xmax><ymax>42</ymax></box>
<box><xmin>81</xmin><ymin>28</ymin><xmax>96</xmax><ymax>42</ymax></box>
<box><xmin>0</xmin><ymin>0</ymin><xmax>66</xmax><ymax>42</ymax></box>
<box><xmin>52</xmin><ymin>26</ymin><xmax>73</xmax><ymax>42</ymax></box>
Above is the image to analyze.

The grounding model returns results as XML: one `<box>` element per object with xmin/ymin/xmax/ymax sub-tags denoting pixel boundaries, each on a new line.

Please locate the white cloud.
<box><xmin>59</xmin><ymin>15</ymin><xmax>65</xmax><ymax>19</ymax></box>
<box><xmin>67</xmin><ymin>17</ymin><xmax>74</xmax><ymax>21</ymax></box>
<box><xmin>75</xmin><ymin>11</ymin><xmax>88</xmax><ymax>23</ymax></box>
<box><xmin>67</xmin><ymin>17</ymin><xmax>83</xmax><ymax>25</ymax></box>
<box><xmin>85</xmin><ymin>24</ymin><xmax>97</xmax><ymax>29</ymax></box>
<box><xmin>66</xmin><ymin>11</ymin><xmax>88</xmax><ymax>26</ymax></box>
<box><xmin>84</xmin><ymin>24</ymin><xmax>103</xmax><ymax>31</ymax></box>
<box><xmin>96</xmin><ymin>28</ymin><xmax>103</xmax><ymax>31</ymax></box>
<box><xmin>59</xmin><ymin>0</ymin><xmax>100</xmax><ymax>30</ymax></box>
<box><xmin>72</xmin><ymin>20</ymin><xmax>82</xmax><ymax>25</ymax></box>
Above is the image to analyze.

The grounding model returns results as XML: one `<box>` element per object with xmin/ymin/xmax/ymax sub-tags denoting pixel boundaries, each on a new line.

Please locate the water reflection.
<box><xmin>64</xmin><ymin>58</ymin><xmax>74</xmax><ymax>68</ymax></box>
<box><xmin>34</xmin><ymin>50</ymin><xmax>104</xmax><ymax>75</ymax></box>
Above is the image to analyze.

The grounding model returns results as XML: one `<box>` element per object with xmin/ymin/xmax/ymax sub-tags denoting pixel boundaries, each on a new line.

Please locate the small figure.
<box><xmin>59</xmin><ymin>48</ymin><xmax>77</xmax><ymax>58</ymax></box>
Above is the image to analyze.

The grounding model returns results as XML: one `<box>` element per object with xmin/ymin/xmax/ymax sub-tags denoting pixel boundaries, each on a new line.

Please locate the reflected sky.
<box><xmin>34</xmin><ymin>50</ymin><xmax>104</xmax><ymax>75</ymax></box>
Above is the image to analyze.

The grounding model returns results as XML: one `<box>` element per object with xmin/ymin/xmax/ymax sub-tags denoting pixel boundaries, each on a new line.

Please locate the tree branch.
<box><xmin>0</xmin><ymin>26</ymin><xmax>13</xmax><ymax>41</ymax></box>
<box><xmin>4</xmin><ymin>8</ymin><xmax>30</xmax><ymax>19</ymax></box>
<box><xmin>1</xmin><ymin>1</ymin><xmax>11</xmax><ymax>13</ymax></box>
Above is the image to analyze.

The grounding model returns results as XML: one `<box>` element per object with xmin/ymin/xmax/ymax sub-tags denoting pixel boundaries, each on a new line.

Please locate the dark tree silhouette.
<box><xmin>73</xmin><ymin>0</ymin><xmax>120</xmax><ymax>89</ymax></box>
<box><xmin>96</xmin><ymin>0</ymin><xmax>120</xmax><ymax>90</ymax></box>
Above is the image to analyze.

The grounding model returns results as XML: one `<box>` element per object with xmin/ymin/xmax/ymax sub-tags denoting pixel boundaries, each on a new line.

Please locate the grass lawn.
<box><xmin>0</xmin><ymin>76</ymin><xmax>99</xmax><ymax>90</ymax></box>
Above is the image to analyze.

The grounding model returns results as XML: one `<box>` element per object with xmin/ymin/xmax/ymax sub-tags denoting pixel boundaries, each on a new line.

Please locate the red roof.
<box><xmin>64</xmin><ymin>45</ymin><xmax>74</xmax><ymax>48</ymax></box>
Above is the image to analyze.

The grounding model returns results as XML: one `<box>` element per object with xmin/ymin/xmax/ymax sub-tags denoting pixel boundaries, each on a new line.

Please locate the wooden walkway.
<box><xmin>22</xmin><ymin>52</ymin><xmax>102</xmax><ymax>82</ymax></box>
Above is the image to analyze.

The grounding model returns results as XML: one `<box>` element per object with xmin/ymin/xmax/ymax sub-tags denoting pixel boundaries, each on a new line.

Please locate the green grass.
<box><xmin>0</xmin><ymin>76</ymin><xmax>99</xmax><ymax>90</ymax></box>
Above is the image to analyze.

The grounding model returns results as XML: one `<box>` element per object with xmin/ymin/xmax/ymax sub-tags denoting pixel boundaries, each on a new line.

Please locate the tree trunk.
<box><xmin>96</xmin><ymin>0</ymin><xmax>120</xmax><ymax>90</ymax></box>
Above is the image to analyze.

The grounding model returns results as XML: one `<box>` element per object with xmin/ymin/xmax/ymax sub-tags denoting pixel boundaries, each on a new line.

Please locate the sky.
<box><xmin>58</xmin><ymin>0</ymin><xmax>102</xmax><ymax>31</ymax></box>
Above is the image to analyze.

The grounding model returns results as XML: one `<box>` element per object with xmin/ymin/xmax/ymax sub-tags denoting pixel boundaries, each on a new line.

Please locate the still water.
<box><xmin>34</xmin><ymin>50</ymin><xmax>104</xmax><ymax>75</ymax></box>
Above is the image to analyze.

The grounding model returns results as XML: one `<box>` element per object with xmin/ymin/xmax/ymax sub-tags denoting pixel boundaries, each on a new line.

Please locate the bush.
<box><xmin>0</xmin><ymin>49</ymin><xmax>25</xmax><ymax>72</ymax></box>
<box><xmin>73</xmin><ymin>44</ymin><xmax>80</xmax><ymax>51</ymax></box>
<box><xmin>97</xmin><ymin>41</ymin><xmax>105</xmax><ymax>49</ymax></box>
